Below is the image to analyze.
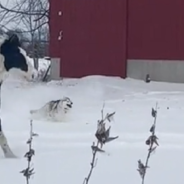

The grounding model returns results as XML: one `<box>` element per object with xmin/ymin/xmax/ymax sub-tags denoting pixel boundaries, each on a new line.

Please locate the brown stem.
<box><xmin>83</xmin><ymin>141</ymin><xmax>99</xmax><ymax>184</ymax></box>
<box><xmin>141</xmin><ymin>103</ymin><xmax>158</xmax><ymax>184</ymax></box>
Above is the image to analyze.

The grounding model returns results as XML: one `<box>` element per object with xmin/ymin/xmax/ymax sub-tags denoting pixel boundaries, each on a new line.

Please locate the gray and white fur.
<box><xmin>30</xmin><ymin>97</ymin><xmax>73</xmax><ymax>122</ymax></box>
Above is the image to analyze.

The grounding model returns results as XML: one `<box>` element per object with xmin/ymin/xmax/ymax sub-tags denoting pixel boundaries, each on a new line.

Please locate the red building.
<box><xmin>49</xmin><ymin>0</ymin><xmax>184</xmax><ymax>83</ymax></box>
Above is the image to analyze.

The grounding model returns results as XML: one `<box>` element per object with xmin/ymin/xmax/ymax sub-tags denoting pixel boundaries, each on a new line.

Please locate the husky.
<box><xmin>30</xmin><ymin>97</ymin><xmax>73</xmax><ymax>122</ymax></box>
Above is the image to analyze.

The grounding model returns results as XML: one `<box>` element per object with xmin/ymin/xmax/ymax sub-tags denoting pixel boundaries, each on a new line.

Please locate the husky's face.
<box><xmin>62</xmin><ymin>97</ymin><xmax>73</xmax><ymax>113</ymax></box>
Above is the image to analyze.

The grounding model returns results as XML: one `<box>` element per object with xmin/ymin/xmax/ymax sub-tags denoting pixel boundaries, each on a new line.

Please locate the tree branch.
<box><xmin>0</xmin><ymin>3</ymin><xmax>47</xmax><ymax>16</ymax></box>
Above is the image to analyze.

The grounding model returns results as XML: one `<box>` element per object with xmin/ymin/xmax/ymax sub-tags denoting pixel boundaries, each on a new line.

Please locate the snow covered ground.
<box><xmin>1</xmin><ymin>75</ymin><xmax>184</xmax><ymax>184</ymax></box>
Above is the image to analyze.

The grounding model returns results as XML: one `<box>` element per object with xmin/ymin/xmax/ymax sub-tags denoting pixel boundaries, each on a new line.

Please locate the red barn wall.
<box><xmin>49</xmin><ymin>0</ymin><xmax>184</xmax><ymax>81</ymax></box>
<box><xmin>128</xmin><ymin>0</ymin><xmax>184</xmax><ymax>60</ymax></box>
<box><xmin>49</xmin><ymin>0</ymin><xmax>127</xmax><ymax>78</ymax></box>
<box><xmin>49</xmin><ymin>0</ymin><xmax>61</xmax><ymax>58</ymax></box>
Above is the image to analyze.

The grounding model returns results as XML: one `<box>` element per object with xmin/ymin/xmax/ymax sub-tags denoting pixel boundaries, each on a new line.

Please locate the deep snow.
<box><xmin>1</xmin><ymin>75</ymin><xmax>184</xmax><ymax>184</ymax></box>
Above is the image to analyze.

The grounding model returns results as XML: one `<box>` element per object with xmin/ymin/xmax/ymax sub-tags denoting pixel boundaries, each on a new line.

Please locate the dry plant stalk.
<box><xmin>137</xmin><ymin>103</ymin><xmax>159</xmax><ymax>184</ymax></box>
<box><xmin>83</xmin><ymin>104</ymin><xmax>118</xmax><ymax>184</ymax></box>
<box><xmin>20</xmin><ymin>120</ymin><xmax>38</xmax><ymax>184</ymax></box>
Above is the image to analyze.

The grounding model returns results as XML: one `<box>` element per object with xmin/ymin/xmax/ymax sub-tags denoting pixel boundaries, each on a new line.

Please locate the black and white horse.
<box><xmin>0</xmin><ymin>33</ymin><xmax>37</xmax><ymax>82</ymax></box>
<box><xmin>0</xmin><ymin>33</ymin><xmax>38</xmax><ymax>158</ymax></box>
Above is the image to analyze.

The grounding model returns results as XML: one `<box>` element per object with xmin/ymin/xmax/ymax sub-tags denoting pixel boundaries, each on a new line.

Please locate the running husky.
<box><xmin>30</xmin><ymin>97</ymin><xmax>73</xmax><ymax>122</ymax></box>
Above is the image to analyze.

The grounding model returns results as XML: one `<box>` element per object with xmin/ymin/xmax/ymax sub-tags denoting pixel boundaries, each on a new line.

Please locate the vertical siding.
<box><xmin>49</xmin><ymin>0</ymin><xmax>62</xmax><ymax>57</ymax></box>
<box><xmin>49</xmin><ymin>0</ymin><xmax>184</xmax><ymax>78</ymax></box>
<box><xmin>128</xmin><ymin>0</ymin><xmax>184</xmax><ymax>60</ymax></box>
<box><xmin>58</xmin><ymin>0</ymin><xmax>127</xmax><ymax>78</ymax></box>
<box><xmin>88</xmin><ymin>0</ymin><xmax>127</xmax><ymax>78</ymax></box>
<box><xmin>59</xmin><ymin>0</ymin><xmax>90</xmax><ymax>77</ymax></box>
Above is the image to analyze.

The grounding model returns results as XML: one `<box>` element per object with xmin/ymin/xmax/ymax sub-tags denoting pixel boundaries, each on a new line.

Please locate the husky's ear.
<box><xmin>62</xmin><ymin>96</ymin><xmax>67</xmax><ymax>100</ymax></box>
<box><xmin>63</xmin><ymin>97</ymin><xmax>71</xmax><ymax>102</ymax></box>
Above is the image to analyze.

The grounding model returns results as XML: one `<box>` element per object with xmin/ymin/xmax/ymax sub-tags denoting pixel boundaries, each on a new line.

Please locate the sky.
<box><xmin>0</xmin><ymin>0</ymin><xmax>19</xmax><ymax>29</ymax></box>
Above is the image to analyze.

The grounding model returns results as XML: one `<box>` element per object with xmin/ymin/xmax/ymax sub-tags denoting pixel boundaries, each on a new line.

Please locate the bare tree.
<box><xmin>21</xmin><ymin>0</ymin><xmax>48</xmax><ymax>69</ymax></box>
<box><xmin>0</xmin><ymin>0</ymin><xmax>48</xmax><ymax>29</ymax></box>
<box><xmin>0</xmin><ymin>0</ymin><xmax>49</xmax><ymax>69</ymax></box>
